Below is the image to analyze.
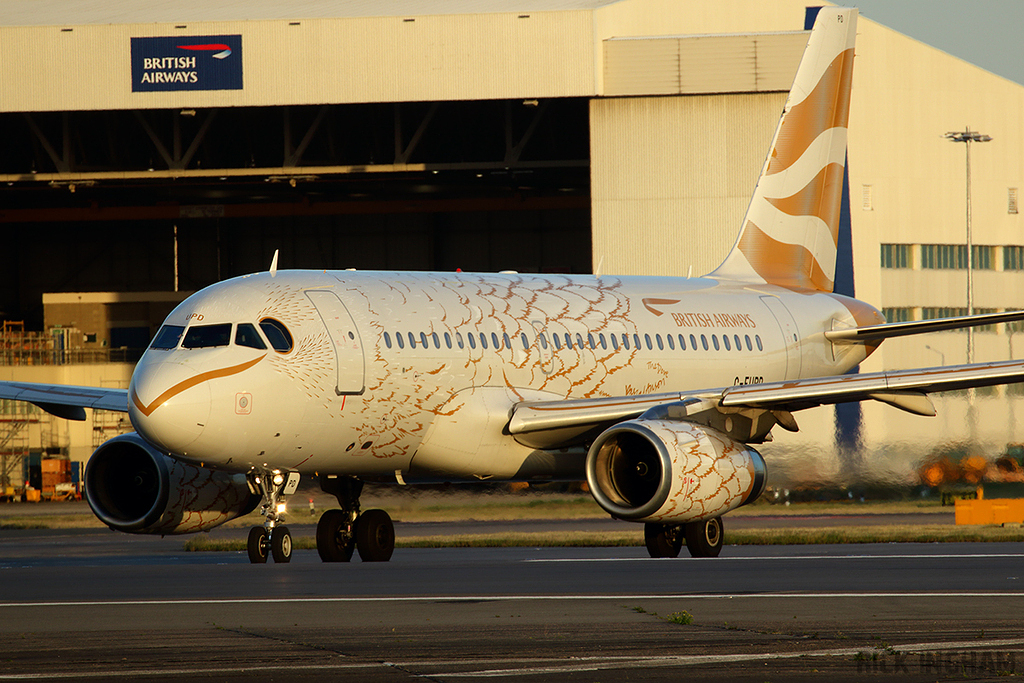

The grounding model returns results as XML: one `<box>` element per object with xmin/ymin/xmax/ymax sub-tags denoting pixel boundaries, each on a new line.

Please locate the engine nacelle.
<box><xmin>84</xmin><ymin>432</ymin><xmax>259</xmax><ymax>535</ymax></box>
<box><xmin>586</xmin><ymin>419</ymin><xmax>766</xmax><ymax>524</ymax></box>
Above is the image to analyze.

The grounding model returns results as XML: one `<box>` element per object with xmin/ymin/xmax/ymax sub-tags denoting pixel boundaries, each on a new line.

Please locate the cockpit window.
<box><xmin>182</xmin><ymin>323</ymin><xmax>232</xmax><ymax>349</ymax></box>
<box><xmin>150</xmin><ymin>325</ymin><xmax>185</xmax><ymax>350</ymax></box>
<box><xmin>259</xmin><ymin>318</ymin><xmax>293</xmax><ymax>353</ymax></box>
<box><xmin>235</xmin><ymin>323</ymin><xmax>267</xmax><ymax>350</ymax></box>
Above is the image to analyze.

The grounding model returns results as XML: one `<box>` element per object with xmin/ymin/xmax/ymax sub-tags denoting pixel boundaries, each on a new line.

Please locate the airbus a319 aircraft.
<box><xmin>4</xmin><ymin>7</ymin><xmax>1023</xmax><ymax>563</ymax></box>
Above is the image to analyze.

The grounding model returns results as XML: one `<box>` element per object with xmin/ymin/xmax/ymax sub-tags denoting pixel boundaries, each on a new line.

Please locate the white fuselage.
<box><xmin>127</xmin><ymin>270</ymin><xmax>882</xmax><ymax>481</ymax></box>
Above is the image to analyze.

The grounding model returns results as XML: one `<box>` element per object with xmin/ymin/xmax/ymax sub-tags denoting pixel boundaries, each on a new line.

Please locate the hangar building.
<box><xmin>1</xmin><ymin>0</ymin><xmax>1022</xmax><ymax>489</ymax></box>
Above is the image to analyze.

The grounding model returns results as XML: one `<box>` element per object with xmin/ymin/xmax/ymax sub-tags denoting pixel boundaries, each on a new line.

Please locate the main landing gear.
<box><xmin>317</xmin><ymin>474</ymin><xmax>395</xmax><ymax>562</ymax></box>
<box><xmin>246</xmin><ymin>469</ymin><xmax>300</xmax><ymax>564</ymax></box>
<box><xmin>644</xmin><ymin>517</ymin><xmax>724</xmax><ymax>559</ymax></box>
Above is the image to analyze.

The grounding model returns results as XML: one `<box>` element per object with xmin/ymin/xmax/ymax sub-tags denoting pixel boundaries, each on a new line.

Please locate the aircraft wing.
<box><xmin>509</xmin><ymin>359</ymin><xmax>1024</xmax><ymax>447</ymax></box>
<box><xmin>0</xmin><ymin>382</ymin><xmax>128</xmax><ymax>421</ymax></box>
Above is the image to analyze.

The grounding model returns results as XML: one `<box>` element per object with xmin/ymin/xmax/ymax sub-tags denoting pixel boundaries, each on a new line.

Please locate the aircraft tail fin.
<box><xmin>710</xmin><ymin>7</ymin><xmax>857</xmax><ymax>292</ymax></box>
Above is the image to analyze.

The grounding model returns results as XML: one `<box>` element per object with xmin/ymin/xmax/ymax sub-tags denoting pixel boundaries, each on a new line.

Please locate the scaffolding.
<box><xmin>92</xmin><ymin>379</ymin><xmax>132</xmax><ymax>449</ymax></box>
<box><xmin>0</xmin><ymin>398</ymin><xmax>39</xmax><ymax>493</ymax></box>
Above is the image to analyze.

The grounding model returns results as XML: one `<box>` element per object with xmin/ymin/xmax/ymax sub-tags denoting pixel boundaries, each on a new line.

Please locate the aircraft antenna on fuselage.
<box><xmin>270</xmin><ymin>249</ymin><xmax>279</xmax><ymax>277</ymax></box>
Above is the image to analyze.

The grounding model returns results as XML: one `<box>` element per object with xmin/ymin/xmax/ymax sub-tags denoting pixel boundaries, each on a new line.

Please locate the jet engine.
<box><xmin>586</xmin><ymin>419</ymin><xmax>766</xmax><ymax>524</ymax></box>
<box><xmin>84</xmin><ymin>432</ymin><xmax>259</xmax><ymax>535</ymax></box>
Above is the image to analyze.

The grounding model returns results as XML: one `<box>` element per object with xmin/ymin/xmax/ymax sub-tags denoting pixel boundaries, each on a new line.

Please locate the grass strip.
<box><xmin>181</xmin><ymin>524</ymin><xmax>1024</xmax><ymax>552</ymax></box>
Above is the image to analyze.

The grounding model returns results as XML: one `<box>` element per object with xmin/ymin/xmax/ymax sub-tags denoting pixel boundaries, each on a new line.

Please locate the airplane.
<box><xmin>3</xmin><ymin>6</ymin><xmax>1024</xmax><ymax>564</ymax></box>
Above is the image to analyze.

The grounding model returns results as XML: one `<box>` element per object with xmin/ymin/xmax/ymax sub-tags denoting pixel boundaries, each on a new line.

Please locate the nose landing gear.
<box><xmin>247</xmin><ymin>469</ymin><xmax>300</xmax><ymax>564</ymax></box>
<box><xmin>318</xmin><ymin>474</ymin><xmax>395</xmax><ymax>562</ymax></box>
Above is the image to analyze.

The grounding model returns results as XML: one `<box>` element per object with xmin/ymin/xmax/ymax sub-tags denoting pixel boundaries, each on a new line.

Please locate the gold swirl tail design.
<box><xmin>711</xmin><ymin>7</ymin><xmax>857</xmax><ymax>293</ymax></box>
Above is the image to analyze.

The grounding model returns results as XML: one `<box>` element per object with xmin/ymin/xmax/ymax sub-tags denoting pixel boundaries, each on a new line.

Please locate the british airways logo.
<box><xmin>131</xmin><ymin>35</ymin><xmax>243</xmax><ymax>92</ymax></box>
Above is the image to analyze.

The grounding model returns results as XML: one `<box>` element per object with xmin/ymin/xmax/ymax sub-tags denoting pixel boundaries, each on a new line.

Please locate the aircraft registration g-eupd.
<box><xmin>4</xmin><ymin>7</ymin><xmax>1023</xmax><ymax>563</ymax></box>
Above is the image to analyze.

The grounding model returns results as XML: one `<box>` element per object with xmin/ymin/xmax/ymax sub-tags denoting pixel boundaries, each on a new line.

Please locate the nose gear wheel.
<box><xmin>246</xmin><ymin>469</ymin><xmax>299</xmax><ymax>564</ymax></box>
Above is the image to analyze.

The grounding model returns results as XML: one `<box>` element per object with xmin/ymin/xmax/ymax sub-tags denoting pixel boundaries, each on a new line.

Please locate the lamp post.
<box><xmin>944</xmin><ymin>127</ymin><xmax>992</xmax><ymax>366</ymax></box>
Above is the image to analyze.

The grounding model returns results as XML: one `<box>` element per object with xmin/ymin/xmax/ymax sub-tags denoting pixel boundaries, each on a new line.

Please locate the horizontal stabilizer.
<box><xmin>827</xmin><ymin>309</ymin><xmax>1024</xmax><ymax>343</ymax></box>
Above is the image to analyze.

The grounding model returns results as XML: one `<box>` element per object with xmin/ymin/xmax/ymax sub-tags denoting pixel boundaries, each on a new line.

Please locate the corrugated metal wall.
<box><xmin>603</xmin><ymin>32</ymin><xmax>807</xmax><ymax>96</ymax></box>
<box><xmin>0</xmin><ymin>12</ymin><xmax>596</xmax><ymax>112</ymax></box>
<box><xmin>589</xmin><ymin>92</ymin><xmax>786</xmax><ymax>277</ymax></box>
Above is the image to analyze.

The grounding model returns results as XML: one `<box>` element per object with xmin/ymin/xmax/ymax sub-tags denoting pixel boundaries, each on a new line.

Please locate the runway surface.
<box><xmin>1</xmin><ymin>523</ymin><xmax>1022</xmax><ymax>682</ymax></box>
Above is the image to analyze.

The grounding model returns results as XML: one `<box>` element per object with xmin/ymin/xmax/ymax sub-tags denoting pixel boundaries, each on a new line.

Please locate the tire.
<box><xmin>355</xmin><ymin>509</ymin><xmax>395</xmax><ymax>562</ymax></box>
<box><xmin>271</xmin><ymin>525</ymin><xmax>292</xmax><ymax>563</ymax></box>
<box><xmin>247</xmin><ymin>526</ymin><xmax>269</xmax><ymax>564</ymax></box>
<box><xmin>685</xmin><ymin>517</ymin><xmax>724</xmax><ymax>558</ymax></box>
<box><xmin>316</xmin><ymin>509</ymin><xmax>354</xmax><ymax>562</ymax></box>
<box><xmin>644</xmin><ymin>523</ymin><xmax>683</xmax><ymax>558</ymax></box>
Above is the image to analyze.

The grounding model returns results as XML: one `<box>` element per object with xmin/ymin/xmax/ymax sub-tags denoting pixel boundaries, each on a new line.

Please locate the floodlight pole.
<box><xmin>944</xmin><ymin>128</ymin><xmax>992</xmax><ymax>366</ymax></box>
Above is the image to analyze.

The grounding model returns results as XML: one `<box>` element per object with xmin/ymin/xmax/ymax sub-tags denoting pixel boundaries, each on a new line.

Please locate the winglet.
<box><xmin>269</xmin><ymin>249</ymin><xmax>279</xmax><ymax>278</ymax></box>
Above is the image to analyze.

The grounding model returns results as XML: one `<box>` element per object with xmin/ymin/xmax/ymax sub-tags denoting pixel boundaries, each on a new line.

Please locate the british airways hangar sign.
<box><xmin>131</xmin><ymin>35</ymin><xmax>243</xmax><ymax>92</ymax></box>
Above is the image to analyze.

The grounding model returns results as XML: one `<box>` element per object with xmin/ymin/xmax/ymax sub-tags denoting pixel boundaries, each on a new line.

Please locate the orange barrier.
<box><xmin>955</xmin><ymin>498</ymin><xmax>1024</xmax><ymax>525</ymax></box>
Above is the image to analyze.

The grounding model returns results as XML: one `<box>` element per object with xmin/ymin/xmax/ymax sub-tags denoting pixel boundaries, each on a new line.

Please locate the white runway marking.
<box><xmin>1</xmin><ymin>592</ymin><xmax>1024</xmax><ymax>609</ymax></box>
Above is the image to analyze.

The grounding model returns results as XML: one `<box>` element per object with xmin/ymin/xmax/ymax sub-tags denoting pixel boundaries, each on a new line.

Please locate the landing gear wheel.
<box><xmin>271</xmin><ymin>525</ymin><xmax>292</xmax><ymax>563</ymax></box>
<box><xmin>317</xmin><ymin>509</ymin><xmax>355</xmax><ymax>562</ymax></box>
<box><xmin>355</xmin><ymin>509</ymin><xmax>395</xmax><ymax>562</ymax></box>
<box><xmin>247</xmin><ymin>526</ymin><xmax>269</xmax><ymax>564</ymax></box>
<box><xmin>644</xmin><ymin>523</ymin><xmax>683</xmax><ymax>558</ymax></box>
<box><xmin>685</xmin><ymin>517</ymin><xmax>724</xmax><ymax>558</ymax></box>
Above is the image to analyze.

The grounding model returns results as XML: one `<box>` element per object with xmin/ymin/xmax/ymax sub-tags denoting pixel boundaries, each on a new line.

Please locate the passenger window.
<box><xmin>456</xmin><ymin>332</ymin><xmax>464</xmax><ymax>349</ymax></box>
<box><xmin>678</xmin><ymin>334</ymin><xmax>686</xmax><ymax>350</ymax></box>
<box><xmin>745</xmin><ymin>335</ymin><xmax>753</xmax><ymax>351</ymax></box>
<box><xmin>690</xmin><ymin>334</ymin><xmax>697</xmax><ymax>350</ymax></box>
<box><xmin>150</xmin><ymin>324</ymin><xmax>185</xmax><ymax>350</ymax></box>
<box><xmin>622</xmin><ymin>334</ymin><xmax>630</xmax><ymax>350</ymax></box>
<box><xmin>383</xmin><ymin>332</ymin><xmax>393</xmax><ymax>349</ymax></box>
<box><xmin>539</xmin><ymin>334</ymin><xmax>548</xmax><ymax>350</ymax></box>
<box><xmin>565</xmin><ymin>333</ymin><xmax>573</xmax><ymax>350</ymax></box>
<box><xmin>420</xmin><ymin>332</ymin><xmax>429</xmax><ymax>348</ymax></box>
<box><xmin>444</xmin><ymin>332</ymin><xmax>452</xmax><ymax>349</ymax></box>
<box><xmin>599</xmin><ymin>334</ymin><xmax>607</xmax><ymax>350</ymax></box>
<box><xmin>701</xmin><ymin>335</ymin><xmax>709</xmax><ymax>351</ymax></box>
<box><xmin>408</xmin><ymin>332</ymin><xmax>417</xmax><ymax>348</ymax></box>
<box><xmin>258</xmin><ymin>319</ymin><xmax>292</xmax><ymax>352</ymax></box>
<box><xmin>723</xmin><ymin>335</ymin><xmax>731</xmax><ymax>351</ymax></box>
<box><xmin>502</xmin><ymin>332</ymin><xmax>510</xmax><ymax>349</ymax></box>
<box><xmin>734</xmin><ymin>334</ymin><xmax>742</xmax><ymax>352</ymax></box>
<box><xmin>633</xmin><ymin>334</ymin><xmax>641</xmax><ymax>350</ymax></box>
<box><xmin>492</xmin><ymin>332</ymin><xmax>500</xmax><ymax>349</ymax></box>
<box><xmin>431</xmin><ymin>332</ymin><xmax>440</xmax><ymax>348</ymax></box>
<box><xmin>520</xmin><ymin>332</ymin><xmax>529</xmax><ymax>350</ymax></box>
<box><xmin>656</xmin><ymin>334</ymin><xmax>663</xmax><ymax>351</ymax></box>
<box><xmin>755</xmin><ymin>335</ymin><xmax>763</xmax><ymax>351</ymax></box>
<box><xmin>666</xmin><ymin>334</ymin><xmax>674</xmax><ymax>350</ymax></box>
<box><xmin>235</xmin><ymin>323</ymin><xmax>268</xmax><ymax>350</ymax></box>
<box><xmin>396</xmin><ymin>332</ymin><xmax>405</xmax><ymax>349</ymax></box>
<box><xmin>712</xmin><ymin>335</ymin><xmax>720</xmax><ymax>351</ymax></box>
<box><xmin>610</xmin><ymin>335</ymin><xmax>618</xmax><ymax>350</ymax></box>
<box><xmin>480</xmin><ymin>333</ymin><xmax>489</xmax><ymax>350</ymax></box>
<box><xmin>576</xmin><ymin>333</ymin><xmax>584</xmax><ymax>349</ymax></box>
<box><xmin>468</xmin><ymin>334</ymin><xmax>477</xmax><ymax>349</ymax></box>
<box><xmin>552</xmin><ymin>334</ymin><xmax>561</xmax><ymax>350</ymax></box>
<box><xmin>587</xmin><ymin>333</ymin><xmax>595</xmax><ymax>349</ymax></box>
<box><xmin>644</xmin><ymin>334</ymin><xmax>652</xmax><ymax>350</ymax></box>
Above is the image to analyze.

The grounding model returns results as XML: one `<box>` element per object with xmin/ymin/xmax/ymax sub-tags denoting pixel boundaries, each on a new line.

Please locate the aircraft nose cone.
<box><xmin>128</xmin><ymin>359</ymin><xmax>210</xmax><ymax>455</ymax></box>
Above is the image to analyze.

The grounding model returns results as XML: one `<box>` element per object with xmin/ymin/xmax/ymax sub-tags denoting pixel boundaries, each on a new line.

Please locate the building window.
<box><xmin>1005</xmin><ymin>246</ymin><xmax>1024</xmax><ymax>270</ymax></box>
<box><xmin>972</xmin><ymin>245</ymin><xmax>994</xmax><ymax>270</ymax></box>
<box><xmin>882</xmin><ymin>307</ymin><xmax>914</xmax><ymax>323</ymax></box>
<box><xmin>880</xmin><ymin>244</ymin><xmax>910</xmax><ymax>268</ymax></box>
<box><xmin>920</xmin><ymin>244</ymin><xmax>967</xmax><ymax>269</ymax></box>
<box><xmin>862</xmin><ymin>184</ymin><xmax>873</xmax><ymax>211</ymax></box>
<box><xmin>1010</xmin><ymin>188</ymin><xmax>1019</xmax><ymax>214</ymax></box>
